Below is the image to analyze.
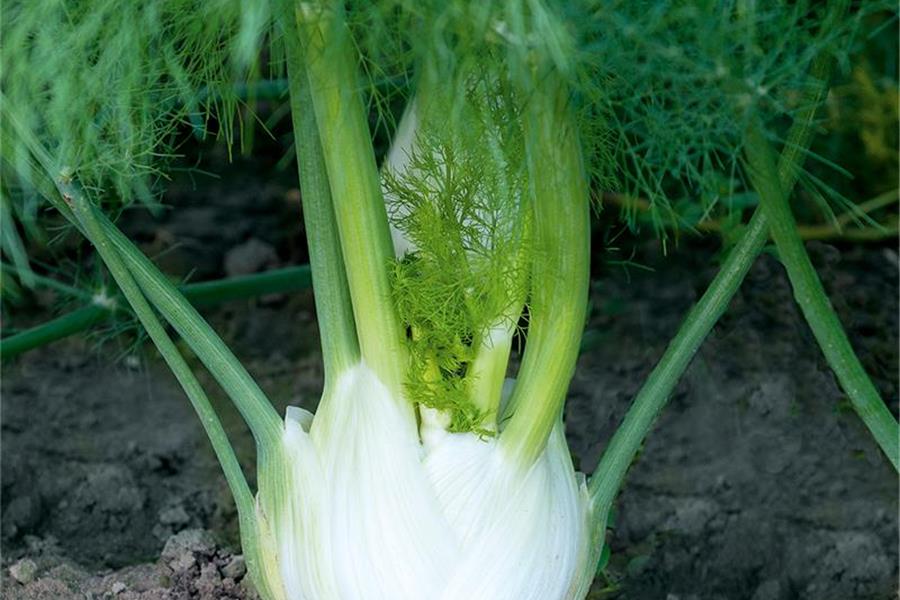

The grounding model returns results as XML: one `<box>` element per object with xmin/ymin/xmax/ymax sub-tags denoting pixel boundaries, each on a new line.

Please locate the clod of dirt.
<box><xmin>9</xmin><ymin>558</ymin><xmax>37</xmax><ymax>584</ymax></box>
<box><xmin>161</xmin><ymin>528</ymin><xmax>216</xmax><ymax>571</ymax></box>
<box><xmin>750</xmin><ymin>579</ymin><xmax>786</xmax><ymax>600</ymax></box>
<box><xmin>221</xmin><ymin>556</ymin><xmax>246</xmax><ymax>580</ymax></box>
<box><xmin>2</xmin><ymin>529</ymin><xmax>258</xmax><ymax>600</ymax></box>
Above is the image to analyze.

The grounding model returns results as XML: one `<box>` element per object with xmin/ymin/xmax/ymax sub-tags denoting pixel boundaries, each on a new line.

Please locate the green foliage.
<box><xmin>3</xmin><ymin>0</ymin><xmax>895</xmax><ymax>426</ymax></box>
<box><xmin>385</xmin><ymin>77</ymin><xmax>529</xmax><ymax>432</ymax></box>
<box><xmin>1</xmin><ymin>0</ymin><xmax>271</xmax><ymax>205</ymax></box>
<box><xmin>346</xmin><ymin>1</ymin><xmax>895</xmax><ymax>237</ymax></box>
<box><xmin>5</xmin><ymin>0</ymin><xmax>893</xmax><ymax>233</ymax></box>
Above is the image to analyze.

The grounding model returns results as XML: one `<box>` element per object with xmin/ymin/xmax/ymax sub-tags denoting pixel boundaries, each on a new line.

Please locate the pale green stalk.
<box><xmin>744</xmin><ymin>126</ymin><xmax>899</xmax><ymax>470</ymax></box>
<box><xmin>64</xmin><ymin>187</ymin><xmax>274</xmax><ymax>600</ymax></box>
<box><xmin>467</xmin><ymin>318</ymin><xmax>517</xmax><ymax>430</ymax></box>
<box><xmin>282</xmin><ymin>8</ymin><xmax>360</xmax><ymax>390</ymax></box>
<box><xmin>501</xmin><ymin>81</ymin><xmax>591</xmax><ymax>467</ymax></box>
<box><xmin>297</xmin><ymin>6</ymin><xmax>408</xmax><ymax>401</ymax></box>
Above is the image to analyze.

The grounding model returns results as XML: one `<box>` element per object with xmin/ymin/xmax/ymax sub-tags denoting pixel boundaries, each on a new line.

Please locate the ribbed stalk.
<box><xmin>501</xmin><ymin>80</ymin><xmax>591</xmax><ymax>468</ymax></box>
<box><xmin>282</xmin><ymin>9</ymin><xmax>360</xmax><ymax>390</ymax></box>
<box><xmin>64</xmin><ymin>188</ymin><xmax>272</xmax><ymax>599</ymax></box>
<box><xmin>296</xmin><ymin>6</ymin><xmax>408</xmax><ymax>401</ymax></box>
<box><xmin>744</xmin><ymin>126</ymin><xmax>899</xmax><ymax>470</ymax></box>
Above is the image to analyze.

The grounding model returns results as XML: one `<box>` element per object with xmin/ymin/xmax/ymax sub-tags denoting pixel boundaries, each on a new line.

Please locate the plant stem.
<box><xmin>6</xmin><ymin>90</ymin><xmax>284</xmax><ymax>445</ymax></box>
<box><xmin>586</xmin><ymin>48</ymin><xmax>850</xmax><ymax>559</ymax></box>
<box><xmin>587</xmin><ymin>208</ymin><xmax>769</xmax><ymax>551</ymax></box>
<box><xmin>0</xmin><ymin>266</ymin><xmax>95</xmax><ymax>301</ymax></box>
<box><xmin>297</xmin><ymin>7</ymin><xmax>407</xmax><ymax>399</ymax></box>
<box><xmin>97</xmin><ymin>212</ymin><xmax>283</xmax><ymax>447</ymax></box>
<box><xmin>468</xmin><ymin>320</ymin><xmax>516</xmax><ymax>430</ymax></box>
<box><xmin>282</xmin><ymin>11</ymin><xmax>360</xmax><ymax>389</ymax></box>
<box><xmin>1</xmin><ymin>265</ymin><xmax>313</xmax><ymax>360</ymax></box>
<box><xmin>501</xmin><ymin>80</ymin><xmax>591</xmax><ymax>468</ymax></box>
<box><xmin>745</xmin><ymin>125</ymin><xmax>899</xmax><ymax>470</ymax></box>
<box><xmin>183</xmin><ymin>265</ymin><xmax>312</xmax><ymax>306</ymax></box>
<box><xmin>64</xmin><ymin>188</ymin><xmax>270</xmax><ymax>595</ymax></box>
<box><xmin>1</xmin><ymin>305</ymin><xmax>107</xmax><ymax>359</ymax></box>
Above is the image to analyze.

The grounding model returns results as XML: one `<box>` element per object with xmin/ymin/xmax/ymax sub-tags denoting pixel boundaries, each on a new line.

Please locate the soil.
<box><xmin>2</xmin><ymin>161</ymin><xmax>897</xmax><ymax>599</ymax></box>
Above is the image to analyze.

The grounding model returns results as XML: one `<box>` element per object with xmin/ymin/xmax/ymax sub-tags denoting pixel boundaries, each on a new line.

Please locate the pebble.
<box><xmin>10</xmin><ymin>558</ymin><xmax>38</xmax><ymax>584</ymax></box>
<box><xmin>221</xmin><ymin>555</ymin><xmax>246</xmax><ymax>580</ymax></box>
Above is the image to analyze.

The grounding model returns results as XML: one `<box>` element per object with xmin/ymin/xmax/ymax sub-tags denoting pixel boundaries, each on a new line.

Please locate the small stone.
<box><xmin>111</xmin><ymin>581</ymin><xmax>127</xmax><ymax>594</ymax></box>
<box><xmin>221</xmin><ymin>555</ymin><xmax>246</xmax><ymax>580</ymax></box>
<box><xmin>161</xmin><ymin>529</ymin><xmax>216</xmax><ymax>572</ymax></box>
<box><xmin>10</xmin><ymin>558</ymin><xmax>38</xmax><ymax>584</ymax></box>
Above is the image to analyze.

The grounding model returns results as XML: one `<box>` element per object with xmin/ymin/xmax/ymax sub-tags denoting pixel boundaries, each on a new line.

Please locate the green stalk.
<box><xmin>745</xmin><ymin>126</ymin><xmax>899</xmax><ymax>470</ymax></box>
<box><xmin>64</xmin><ymin>190</ymin><xmax>271</xmax><ymax>598</ymax></box>
<box><xmin>297</xmin><ymin>6</ymin><xmax>407</xmax><ymax>399</ymax></box>
<box><xmin>40</xmin><ymin>172</ymin><xmax>282</xmax><ymax>447</ymax></box>
<box><xmin>1</xmin><ymin>305</ymin><xmax>107</xmax><ymax>359</ymax></box>
<box><xmin>501</xmin><ymin>82</ymin><xmax>591</xmax><ymax>467</ymax></box>
<box><xmin>282</xmin><ymin>11</ymin><xmax>360</xmax><ymax>389</ymax></box>
<box><xmin>1</xmin><ymin>265</ymin><xmax>313</xmax><ymax>360</ymax></box>
<box><xmin>586</xmin><ymin>208</ymin><xmax>769</xmax><ymax>552</ymax></box>
<box><xmin>96</xmin><ymin>212</ymin><xmax>283</xmax><ymax>447</ymax></box>
<box><xmin>586</xmin><ymin>46</ymin><xmax>852</xmax><ymax>559</ymax></box>
<box><xmin>184</xmin><ymin>265</ymin><xmax>311</xmax><ymax>306</ymax></box>
<box><xmin>0</xmin><ymin>265</ymin><xmax>94</xmax><ymax>301</ymax></box>
<box><xmin>4</xmin><ymin>102</ymin><xmax>284</xmax><ymax>448</ymax></box>
<box><xmin>468</xmin><ymin>320</ymin><xmax>517</xmax><ymax>430</ymax></box>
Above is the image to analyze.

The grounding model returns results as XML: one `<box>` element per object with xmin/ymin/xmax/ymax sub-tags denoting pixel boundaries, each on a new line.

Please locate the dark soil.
<box><xmin>2</xmin><ymin>164</ymin><xmax>897</xmax><ymax>599</ymax></box>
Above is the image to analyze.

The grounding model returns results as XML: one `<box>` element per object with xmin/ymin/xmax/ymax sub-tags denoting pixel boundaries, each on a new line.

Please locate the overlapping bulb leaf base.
<box><xmin>256</xmin><ymin>363</ymin><xmax>593</xmax><ymax>600</ymax></box>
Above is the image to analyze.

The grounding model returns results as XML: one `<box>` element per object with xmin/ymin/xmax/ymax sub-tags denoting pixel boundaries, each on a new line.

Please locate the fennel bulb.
<box><xmin>256</xmin><ymin>362</ymin><xmax>593</xmax><ymax>600</ymax></box>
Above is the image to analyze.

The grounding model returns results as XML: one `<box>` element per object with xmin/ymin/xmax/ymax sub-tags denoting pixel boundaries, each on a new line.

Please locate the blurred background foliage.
<box><xmin>0</xmin><ymin>1</ymin><xmax>897</xmax><ymax>326</ymax></box>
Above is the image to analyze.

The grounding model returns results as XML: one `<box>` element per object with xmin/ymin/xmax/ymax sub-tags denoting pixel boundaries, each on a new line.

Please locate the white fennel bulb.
<box><xmin>255</xmin><ymin>362</ymin><xmax>593</xmax><ymax>600</ymax></box>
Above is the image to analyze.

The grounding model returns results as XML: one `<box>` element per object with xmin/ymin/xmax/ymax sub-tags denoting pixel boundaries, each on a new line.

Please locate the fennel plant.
<box><xmin>1</xmin><ymin>0</ymin><xmax>897</xmax><ymax>598</ymax></box>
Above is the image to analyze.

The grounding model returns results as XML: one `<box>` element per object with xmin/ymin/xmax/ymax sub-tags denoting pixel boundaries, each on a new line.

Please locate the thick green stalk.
<box><xmin>584</xmin><ymin>38</ymin><xmax>888</xmax><ymax>566</ymax></box>
<box><xmin>501</xmin><ymin>83</ymin><xmax>591</xmax><ymax>467</ymax></box>
<box><xmin>282</xmin><ymin>12</ymin><xmax>360</xmax><ymax>388</ymax></box>
<box><xmin>64</xmin><ymin>190</ymin><xmax>270</xmax><ymax>597</ymax></box>
<box><xmin>297</xmin><ymin>7</ymin><xmax>407</xmax><ymax>399</ymax></box>
<box><xmin>1</xmin><ymin>266</ymin><xmax>313</xmax><ymax>360</ymax></box>
<box><xmin>39</xmin><ymin>172</ymin><xmax>282</xmax><ymax>447</ymax></box>
<box><xmin>745</xmin><ymin>126</ymin><xmax>899</xmax><ymax>470</ymax></box>
<box><xmin>95</xmin><ymin>212</ymin><xmax>283</xmax><ymax>447</ymax></box>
